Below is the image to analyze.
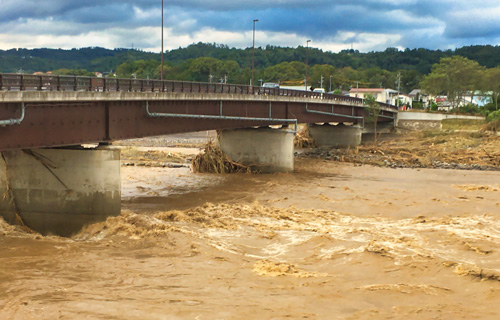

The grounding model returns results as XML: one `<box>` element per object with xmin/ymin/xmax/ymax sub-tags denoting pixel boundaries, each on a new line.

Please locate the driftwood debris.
<box><xmin>191</xmin><ymin>141</ymin><xmax>252</xmax><ymax>173</ymax></box>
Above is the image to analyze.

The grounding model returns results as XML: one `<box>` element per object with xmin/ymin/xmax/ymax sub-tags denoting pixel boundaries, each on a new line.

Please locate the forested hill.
<box><xmin>0</xmin><ymin>47</ymin><xmax>158</xmax><ymax>74</ymax></box>
<box><xmin>165</xmin><ymin>44</ymin><xmax>500</xmax><ymax>74</ymax></box>
<box><xmin>2</xmin><ymin>43</ymin><xmax>500</xmax><ymax>75</ymax></box>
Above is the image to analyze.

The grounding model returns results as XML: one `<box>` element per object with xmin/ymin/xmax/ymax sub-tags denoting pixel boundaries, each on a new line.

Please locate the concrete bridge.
<box><xmin>0</xmin><ymin>73</ymin><xmax>397</xmax><ymax>235</ymax></box>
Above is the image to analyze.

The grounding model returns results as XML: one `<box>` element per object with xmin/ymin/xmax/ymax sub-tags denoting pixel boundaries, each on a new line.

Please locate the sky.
<box><xmin>1</xmin><ymin>0</ymin><xmax>500</xmax><ymax>53</ymax></box>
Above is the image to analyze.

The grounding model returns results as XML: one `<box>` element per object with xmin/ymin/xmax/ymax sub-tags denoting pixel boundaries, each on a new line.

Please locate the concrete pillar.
<box><xmin>308</xmin><ymin>123</ymin><xmax>362</xmax><ymax>148</ymax></box>
<box><xmin>0</xmin><ymin>148</ymin><xmax>121</xmax><ymax>236</ymax></box>
<box><xmin>363</xmin><ymin>121</ymin><xmax>395</xmax><ymax>134</ymax></box>
<box><xmin>218</xmin><ymin>127</ymin><xmax>294</xmax><ymax>173</ymax></box>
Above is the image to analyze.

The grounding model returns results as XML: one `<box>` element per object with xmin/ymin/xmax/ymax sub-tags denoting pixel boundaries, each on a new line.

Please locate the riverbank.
<box><xmin>299</xmin><ymin>129</ymin><xmax>500</xmax><ymax>171</ymax></box>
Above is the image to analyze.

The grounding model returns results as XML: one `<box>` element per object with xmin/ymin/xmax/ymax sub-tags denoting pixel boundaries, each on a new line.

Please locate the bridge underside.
<box><xmin>0</xmin><ymin>98</ymin><xmax>395</xmax><ymax>151</ymax></box>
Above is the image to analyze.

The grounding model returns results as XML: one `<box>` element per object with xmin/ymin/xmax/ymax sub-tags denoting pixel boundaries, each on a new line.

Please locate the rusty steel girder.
<box><xmin>0</xmin><ymin>94</ymin><xmax>396</xmax><ymax>151</ymax></box>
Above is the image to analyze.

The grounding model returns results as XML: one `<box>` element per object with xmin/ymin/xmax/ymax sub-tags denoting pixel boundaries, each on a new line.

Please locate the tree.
<box><xmin>261</xmin><ymin>61</ymin><xmax>304</xmax><ymax>83</ymax></box>
<box><xmin>484</xmin><ymin>68</ymin><xmax>500</xmax><ymax>110</ymax></box>
<box><xmin>420</xmin><ymin>56</ymin><xmax>485</xmax><ymax>109</ymax></box>
<box><xmin>364</xmin><ymin>94</ymin><xmax>381</xmax><ymax>145</ymax></box>
<box><xmin>309</xmin><ymin>64</ymin><xmax>336</xmax><ymax>89</ymax></box>
<box><xmin>51</xmin><ymin>68</ymin><xmax>94</xmax><ymax>77</ymax></box>
<box><xmin>115</xmin><ymin>59</ymin><xmax>161</xmax><ymax>79</ymax></box>
<box><xmin>185</xmin><ymin>57</ymin><xmax>241</xmax><ymax>82</ymax></box>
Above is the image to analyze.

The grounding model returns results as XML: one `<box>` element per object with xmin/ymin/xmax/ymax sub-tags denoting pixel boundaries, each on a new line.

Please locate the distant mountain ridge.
<box><xmin>1</xmin><ymin>43</ymin><xmax>500</xmax><ymax>76</ymax></box>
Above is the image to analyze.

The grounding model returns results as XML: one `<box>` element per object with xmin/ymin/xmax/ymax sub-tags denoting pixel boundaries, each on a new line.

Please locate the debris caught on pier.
<box><xmin>294</xmin><ymin>126</ymin><xmax>315</xmax><ymax>148</ymax></box>
<box><xmin>191</xmin><ymin>141</ymin><xmax>251</xmax><ymax>173</ymax></box>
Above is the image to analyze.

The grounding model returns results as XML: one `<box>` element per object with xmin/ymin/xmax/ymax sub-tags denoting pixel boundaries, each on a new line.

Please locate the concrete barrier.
<box><xmin>396</xmin><ymin>112</ymin><xmax>485</xmax><ymax>130</ymax></box>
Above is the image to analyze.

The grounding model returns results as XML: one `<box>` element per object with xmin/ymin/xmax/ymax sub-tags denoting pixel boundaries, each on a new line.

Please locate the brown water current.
<box><xmin>1</xmin><ymin>159</ymin><xmax>500</xmax><ymax>319</ymax></box>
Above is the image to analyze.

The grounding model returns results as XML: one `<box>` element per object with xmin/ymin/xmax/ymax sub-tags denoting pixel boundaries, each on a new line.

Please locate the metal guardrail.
<box><xmin>0</xmin><ymin>73</ymin><xmax>397</xmax><ymax>110</ymax></box>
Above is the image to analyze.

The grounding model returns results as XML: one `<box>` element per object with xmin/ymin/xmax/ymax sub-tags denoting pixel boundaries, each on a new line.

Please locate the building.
<box><xmin>409</xmin><ymin>89</ymin><xmax>430</xmax><ymax>108</ymax></box>
<box><xmin>349</xmin><ymin>88</ymin><xmax>410</xmax><ymax>106</ymax></box>
<box><xmin>349</xmin><ymin>88</ymin><xmax>387</xmax><ymax>103</ymax></box>
<box><xmin>398</xmin><ymin>94</ymin><xmax>413</xmax><ymax>108</ymax></box>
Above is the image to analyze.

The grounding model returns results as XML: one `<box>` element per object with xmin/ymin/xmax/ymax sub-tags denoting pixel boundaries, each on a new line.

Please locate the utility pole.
<box><xmin>252</xmin><ymin>19</ymin><xmax>258</xmax><ymax>87</ymax></box>
<box><xmin>305</xmin><ymin>40</ymin><xmax>311</xmax><ymax>91</ymax></box>
<box><xmin>396</xmin><ymin>72</ymin><xmax>402</xmax><ymax>106</ymax></box>
<box><xmin>356</xmin><ymin>81</ymin><xmax>359</xmax><ymax>98</ymax></box>
<box><xmin>329</xmin><ymin>75</ymin><xmax>333</xmax><ymax>92</ymax></box>
<box><xmin>160</xmin><ymin>0</ymin><xmax>164</xmax><ymax>81</ymax></box>
<box><xmin>320</xmin><ymin>75</ymin><xmax>324</xmax><ymax>89</ymax></box>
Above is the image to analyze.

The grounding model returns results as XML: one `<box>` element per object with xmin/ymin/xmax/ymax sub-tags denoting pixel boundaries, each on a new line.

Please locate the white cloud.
<box><xmin>0</xmin><ymin>0</ymin><xmax>499</xmax><ymax>51</ymax></box>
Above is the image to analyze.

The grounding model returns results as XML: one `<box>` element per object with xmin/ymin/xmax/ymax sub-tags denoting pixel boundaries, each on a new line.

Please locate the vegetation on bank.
<box><xmin>303</xmin><ymin>129</ymin><xmax>500</xmax><ymax>170</ymax></box>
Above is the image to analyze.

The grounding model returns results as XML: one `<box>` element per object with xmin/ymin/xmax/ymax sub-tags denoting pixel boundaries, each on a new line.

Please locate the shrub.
<box><xmin>486</xmin><ymin>110</ymin><xmax>500</xmax><ymax>122</ymax></box>
<box><xmin>454</xmin><ymin>104</ymin><xmax>480</xmax><ymax>115</ymax></box>
<box><xmin>412</xmin><ymin>101</ymin><xmax>424</xmax><ymax>109</ymax></box>
<box><xmin>482</xmin><ymin>102</ymin><xmax>497</xmax><ymax>113</ymax></box>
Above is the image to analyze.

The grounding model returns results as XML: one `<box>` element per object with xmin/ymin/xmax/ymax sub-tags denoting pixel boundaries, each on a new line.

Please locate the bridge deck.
<box><xmin>0</xmin><ymin>74</ymin><xmax>397</xmax><ymax>151</ymax></box>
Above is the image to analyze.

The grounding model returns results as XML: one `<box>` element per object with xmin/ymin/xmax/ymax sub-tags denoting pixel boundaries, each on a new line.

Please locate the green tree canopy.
<box><xmin>421</xmin><ymin>56</ymin><xmax>485</xmax><ymax>108</ymax></box>
<box><xmin>484</xmin><ymin>68</ymin><xmax>500</xmax><ymax>110</ymax></box>
<box><xmin>51</xmin><ymin>68</ymin><xmax>94</xmax><ymax>77</ymax></box>
<box><xmin>115</xmin><ymin>59</ymin><xmax>161</xmax><ymax>79</ymax></box>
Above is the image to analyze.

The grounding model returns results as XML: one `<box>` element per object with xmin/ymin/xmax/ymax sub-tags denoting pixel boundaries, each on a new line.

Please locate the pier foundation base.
<box><xmin>0</xmin><ymin>148</ymin><xmax>121</xmax><ymax>236</ymax></box>
<box><xmin>218</xmin><ymin>127</ymin><xmax>294</xmax><ymax>173</ymax></box>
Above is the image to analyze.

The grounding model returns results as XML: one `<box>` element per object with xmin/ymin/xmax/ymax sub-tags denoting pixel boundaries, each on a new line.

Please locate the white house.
<box><xmin>349</xmin><ymin>88</ymin><xmax>411</xmax><ymax>106</ymax></box>
<box><xmin>349</xmin><ymin>88</ymin><xmax>387</xmax><ymax>103</ymax></box>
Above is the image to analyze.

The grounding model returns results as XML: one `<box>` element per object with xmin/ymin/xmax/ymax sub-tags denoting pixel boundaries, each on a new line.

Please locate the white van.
<box><xmin>262</xmin><ymin>82</ymin><xmax>280</xmax><ymax>89</ymax></box>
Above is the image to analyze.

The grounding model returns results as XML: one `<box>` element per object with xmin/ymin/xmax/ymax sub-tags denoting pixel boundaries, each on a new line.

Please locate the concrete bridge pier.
<box><xmin>308</xmin><ymin>123</ymin><xmax>362</xmax><ymax>148</ymax></box>
<box><xmin>0</xmin><ymin>148</ymin><xmax>121</xmax><ymax>236</ymax></box>
<box><xmin>362</xmin><ymin>121</ymin><xmax>395</xmax><ymax>134</ymax></box>
<box><xmin>217</xmin><ymin>127</ymin><xmax>295</xmax><ymax>173</ymax></box>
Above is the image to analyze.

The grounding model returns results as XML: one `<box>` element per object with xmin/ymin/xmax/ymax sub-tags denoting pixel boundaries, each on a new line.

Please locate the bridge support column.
<box><xmin>362</xmin><ymin>121</ymin><xmax>395</xmax><ymax>134</ymax></box>
<box><xmin>0</xmin><ymin>148</ymin><xmax>121</xmax><ymax>236</ymax></box>
<box><xmin>218</xmin><ymin>127</ymin><xmax>294</xmax><ymax>173</ymax></box>
<box><xmin>308</xmin><ymin>123</ymin><xmax>362</xmax><ymax>148</ymax></box>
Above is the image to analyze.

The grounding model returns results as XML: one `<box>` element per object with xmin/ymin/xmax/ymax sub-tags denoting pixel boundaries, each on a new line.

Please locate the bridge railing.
<box><xmin>0</xmin><ymin>73</ymin><xmax>397</xmax><ymax>110</ymax></box>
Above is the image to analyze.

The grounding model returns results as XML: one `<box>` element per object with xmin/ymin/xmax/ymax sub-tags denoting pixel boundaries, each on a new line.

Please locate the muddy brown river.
<box><xmin>1</xmin><ymin>158</ymin><xmax>500</xmax><ymax>319</ymax></box>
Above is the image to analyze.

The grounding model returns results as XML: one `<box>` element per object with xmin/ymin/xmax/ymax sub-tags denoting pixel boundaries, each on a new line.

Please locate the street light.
<box><xmin>305</xmin><ymin>39</ymin><xmax>311</xmax><ymax>91</ymax></box>
<box><xmin>252</xmin><ymin>19</ymin><xmax>259</xmax><ymax>87</ymax></box>
<box><xmin>160</xmin><ymin>0</ymin><xmax>164</xmax><ymax>81</ymax></box>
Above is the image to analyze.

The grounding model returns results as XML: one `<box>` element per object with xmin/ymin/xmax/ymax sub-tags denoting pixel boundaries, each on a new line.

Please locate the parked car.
<box><xmin>262</xmin><ymin>82</ymin><xmax>280</xmax><ymax>89</ymax></box>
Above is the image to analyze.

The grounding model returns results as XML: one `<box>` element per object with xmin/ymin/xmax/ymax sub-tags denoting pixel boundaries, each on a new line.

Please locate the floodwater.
<box><xmin>1</xmin><ymin>158</ymin><xmax>500</xmax><ymax>319</ymax></box>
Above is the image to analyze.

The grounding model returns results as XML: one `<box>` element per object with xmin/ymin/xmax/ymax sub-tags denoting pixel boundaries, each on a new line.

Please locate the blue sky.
<box><xmin>1</xmin><ymin>0</ymin><xmax>499</xmax><ymax>52</ymax></box>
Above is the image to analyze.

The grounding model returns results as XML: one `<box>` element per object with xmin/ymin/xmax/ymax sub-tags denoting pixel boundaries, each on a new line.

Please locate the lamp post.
<box><xmin>305</xmin><ymin>39</ymin><xmax>311</xmax><ymax>91</ymax></box>
<box><xmin>160</xmin><ymin>0</ymin><xmax>164</xmax><ymax>81</ymax></box>
<box><xmin>252</xmin><ymin>19</ymin><xmax>259</xmax><ymax>87</ymax></box>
